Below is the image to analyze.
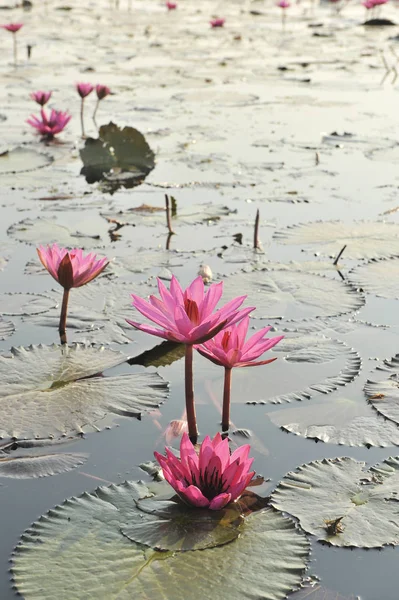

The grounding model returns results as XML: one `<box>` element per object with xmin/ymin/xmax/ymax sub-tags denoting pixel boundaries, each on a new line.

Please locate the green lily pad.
<box><xmin>349</xmin><ymin>257</ymin><xmax>399</xmax><ymax>299</ymax></box>
<box><xmin>80</xmin><ymin>122</ymin><xmax>155</xmax><ymax>189</ymax></box>
<box><xmin>12</xmin><ymin>480</ymin><xmax>310</xmax><ymax>599</ymax></box>
<box><xmin>365</xmin><ymin>354</ymin><xmax>399</xmax><ymax>425</ymax></box>
<box><xmin>0</xmin><ymin>344</ymin><xmax>168</xmax><ymax>440</ymax></box>
<box><xmin>273</xmin><ymin>221</ymin><xmax>399</xmax><ymax>260</ymax></box>
<box><xmin>271</xmin><ymin>456</ymin><xmax>399</xmax><ymax>547</ymax></box>
<box><xmin>129</xmin><ymin>340</ymin><xmax>185</xmax><ymax>368</ymax></box>
<box><xmin>122</xmin><ymin>497</ymin><xmax>244</xmax><ymax>551</ymax></box>
<box><xmin>220</xmin><ymin>269</ymin><xmax>364</xmax><ymax>320</ymax></box>
<box><xmin>0</xmin><ymin>452</ymin><xmax>87</xmax><ymax>479</ymax></box>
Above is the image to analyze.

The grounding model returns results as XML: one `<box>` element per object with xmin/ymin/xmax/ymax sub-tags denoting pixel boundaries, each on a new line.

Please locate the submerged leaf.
<box><xmin>274</xmin><ymin>221</ymin><xmax>399</xmax><ymax>260</ymax></box>
<box><xmin>12</xmin><ymin>480</ymin><xmax>309</xmax><ymax>599</ymax></box>
<box><xmin>271</xmin><ymin>456</ymin><xmax>399</xmax><ymax>547</ymax></box>
<box><xmin>220</xmin><ymin>269</ymin><xmax>364</xmax><ymax>320</ymax></box>
<box><xmin>0</xmin><ymin>344</ymin><xmax>168</xmax><ymax>440</ymax></box>
<box><xmin>0</xmin><ymin>452</ymin><xmax>87</xmax><ymax>479</ymax></box>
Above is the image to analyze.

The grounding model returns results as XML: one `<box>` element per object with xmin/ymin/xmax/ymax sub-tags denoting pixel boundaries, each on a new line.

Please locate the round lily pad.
<box><xmin>271</xmin><ymin>456</ymin><xmax>399</xmax><ymax>547</ymax></box>
<box><xmin>0</xmin><ymin>318</ymin><xmax>15</xmax><ymax>340</ymax></box>
<box><xmin>0</xmin><ymin>292</ymin><xmax>57</xmax><ymax>316</ymax></box>
<box><xmin>349</xmin><ymin>258</ymin><xmax>399</xmax><ymax>299</ymax></box>
<box><xmin>365</xmin><ymin>354</ymin><xmax>399</xmax><ymax>425</ymax></box>
<box><xmin>0</xmin><ymin>147</ymin><xmax>52</xmax><ymax>174</ymax></box>
<box><xmin>274</xmin><ymin>221</ymin><xmax>399</xmax><ymax>260</ymax></box>
<box><xmin>12</xmin><ymin>480</ymin><xmax>310</xmax><ymax>599</ymax></box>
<box><xmin>0</xmin><ymin>344</ymin><xmax>168</xmax><ymax>440</ymax></box>
<box><xmin>269</xmin><ymin>396</ymin><xmax>399</xmax><ymax>447</ymax></box>
<box><xmin>220</xmin><ymin>269</ymin><xmax>364</xmax><ymax>320</ymax></box>
<box><xmin>7</xmin><ymin>217</ymin><xmax>101</xmax><ymax>248</ymax></box>
<box><xmin>0</xmin><ymin>452</ymin><xmax>87</xmax><ymax>479</ymax></box>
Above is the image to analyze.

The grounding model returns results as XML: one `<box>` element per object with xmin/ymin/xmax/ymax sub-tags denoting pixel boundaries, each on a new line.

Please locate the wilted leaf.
<box><xmin>0</xmin><ymin>452</ymin><xmax>87</xmax><ymax>479</ymax></box>
<box><xmin>220</xmin><ymin>270</ymin><xmax>364</xmax><ymax>320</ymax></box>
<box><xmin>274</xmin><ymin>221</ymin><xmax>399</xmax><ymax>260</ymax></box>
<box><xmin>12</xmin><ymin>480</ymin><xmax>309</xmax><ymax>599</ymax></box>
<box><xmin>0</xmin><ymin>344</ymin><xmax>168</xmax><ymax>440</ymax></box>
<box><xmin>271</xmin><ymin>456</ymin><xmax>399</xmax><ymax>547</ymax></box>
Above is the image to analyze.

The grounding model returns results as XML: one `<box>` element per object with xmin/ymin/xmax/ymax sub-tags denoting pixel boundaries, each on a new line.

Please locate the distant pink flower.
<box><xmin>37</xmin><ymin>244</ymin><xmax>108</xmax><ymax>290</ymax></box>
<box><xmin>27</xmin><ymin>108</ymin><xmax>71</xmax><ymax>139</ymax></box>
<box><xmin>1</xmin><ymin>23</ymin><xmax>23</xmax><ymax>33</ymax></box>
<box><xmin>126</xmin><ymin>275</ymin><xmax>254</xmax><ymax>344</ymax></box>
<box><xmin>30</xmin><ymin>90</ymin><xmax>52</xmax><ymax>106</ymax></box>
<box><xmin>277</xmin><ymin>0</ymin><xmax>290</xmax><ymax>7</ymax></box>
<box><xmin>362</xmin><ymin>0</ymin><xmax>374</xmax><ymax>6</ymax></box>
<box><xmin>210</xmin><ymin>18</ymin><xmax>225</xmax><ymax>27</ymax></box>
<box><xmin>155</xmin><ymin>432</ymin><xmax>255</xmax><ymax>510</ymax></box>
<box><xmin>372</xmin><ymin>0</ymin><xmax>387</xmax><ymax>5</ymax></box>
<box><xmin>76</xmin><ymin>82</ymin><xmax>94</xmax><ymax>98</ymax></box>
<box><xmin>95</xmin><ymin>84</ymin><xmax>111</xmax><ymax>100</ymax></box>
<box><xmin>196</xmin><ymin>316</ymin><xmax>283</xmax><ymax>369</ymax></box>
<box><xmin>166</xmin><ymin>1</ymin><xmax>177</xmax><ymax>8</ymax></box>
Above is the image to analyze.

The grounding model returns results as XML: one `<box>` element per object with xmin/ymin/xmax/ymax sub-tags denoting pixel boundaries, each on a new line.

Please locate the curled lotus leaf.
<box><xmin>349</xmin><ymin>257</ymin><xmax>399</xmax><ymax>300</ymax></box>
<box><xmin>0</xmin><ymin>344</ymin><xmax>168</xmax><ymax>440</ymax></box>
<box><xmin>0</xmin><ymin>452</ymin><xmax>87</xmax><ymax>479</ymax></box>
<box><xmin>273</xmin><ymin>221</ymin><xmax>399</xmax><ymax>260</ymax></box>
<box><xmin>365</xmin><ymin>354</ymin><xmax>399</xmax><ymax>425</ymax></box>
<box><xmin>268</xmin><ymin>396</ymin><xmax>399</xmax><ymax>447</ymax></box>
<box><xmin>220</xmin><ymin>269</ymin><xmax>364</xmax><ymax>320</ymax></box>
<box><xmin>271</xmin><ymin>456</ymin><xmax>399</xmax><ymax>547</ymax></box>
<box><xmin>12</xmin><ymin>480</ymin><xmax>310</xmax><ymax>600</ymax></box>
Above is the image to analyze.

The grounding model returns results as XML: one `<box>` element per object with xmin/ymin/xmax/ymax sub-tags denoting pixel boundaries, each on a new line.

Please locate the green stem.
<box><xmin>222</xmin><ymin>367</ymin><xmax>232</xmax><ymax>432</ymax></box>
<box><xmin>80</xmin><ymin>98</ymin><xmax>85</xmax><ymax>138</ymax></box>
<box><xmin>185</xmin><ymin>344</ymin><xmax>198</xmax><ymax>443</ymax></box>
<box><xmin>59</xmin><ymin>288</ymin><xmax>70</xmax><ymax>345</ymax></box>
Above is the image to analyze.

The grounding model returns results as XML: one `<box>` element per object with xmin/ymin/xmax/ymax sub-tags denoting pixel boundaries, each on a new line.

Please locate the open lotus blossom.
<box><xmin>37</xmin><ymin>244</ymin><xmax>108</xmax><ymax>344</ymax></box>
<box><xmin>155</xmin><ymin>432</ymin><xmax>255</xmax><ymax>510</ymax></box>
<box><xmin>127</xmin><ymin>275</ymin><xmax>254</xmax><ymax>440</ymax></box>
<box><xmin>30</xmin><ymin>90</ymin><xmax>52</xmax><ymax>106</ymax></box>
<box><xmin>210</xmin><ymin>18</ymin><xmax>225</xmax><ymax>27</ymax></box>
<box><xmin>27</xmin><ymin>108</ymin><xmax>71</xmax><ymax>139</ymax></box>
<box><xmin>196</xmin><ymin>317</ymin><xmax>283</xmax><ymax>431</ymax></box>
<box><xmin>1</xmin><ymin>23</ymin><xmax>23</xmax><ymax>33</ymax></box>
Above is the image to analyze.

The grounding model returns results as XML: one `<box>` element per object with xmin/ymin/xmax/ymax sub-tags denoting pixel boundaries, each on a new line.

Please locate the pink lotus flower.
<box><xmin>27</xmin><ymin>108</ymin><xmax>71</xmax><ymax>139</ymax></box>
<box><xmin>196</xmin><ymin>316</ymin><xmax>283</xmax><ymax>369</ymax></box>
<box><xmin>277</xmin><ymin>0</ymin><xmax>290</xmax><ymax>7</ymax></box>
<box><xmin>37</xmin><ymin>243</ymin><xmax>108</xmax><ymax>290</ymax></box>
<box><xmin>95</xmin><ymin>84</ymin><xmax>111</xmax><ymax>100</ymax></box>
<box><xmin>127</xmin><ymin>275</ymin><xmax>253</xmax><ymax>344</ymax></box>
<box><xmin>1</xmin><ymin>23</ymin><xmax>23</xmax><ymax>33</ymax></box>
<box><xmin>166</xmin><ymin>1</ymin><xmax>177</xmax><ymax>8</ymax></box>
<box><xmin>76</xmin><ymin>82</ymin><xmax>94</xmax><ymax>98</ymax></box>
<box><xmin>210</xmin><ymin>18</ymin><xmax>225</xmax><ymax>27</ymax></box>
<box><xmin>155</xmin><ymin>432</ymin><xmax>255</xmax><ymax>510</ymax></box>
<box><xmin>30</xmin><ymin>90</ymin><xmax>52</xmax><ymax>106</ymax></box>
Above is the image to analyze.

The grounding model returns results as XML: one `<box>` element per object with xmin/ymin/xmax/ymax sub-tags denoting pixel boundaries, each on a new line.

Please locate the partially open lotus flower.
<box><xmin>155</xmin><ymin>432</ymin><xmax>255</xmax><ymax>510</ymax></box>
<box><xmin>1</xmin><ymin>23</ymin><xmax>23</xmax><ymax>33</ymax></box>
<box><xmin>95</xmin><ymin>84</ymin><xmax>111</xmax><ymax>100</ymax></box>
<box><xmin>30</xmin><ymin>90</ymin><xmax>52</xmax><ymax>106</ymax></box>
<box><xmin>27</xmin><ymin>108</ymin><xmax>71</xmax><ymax>139</ymax></box>
<box><xmin>37</xmin><ymin>244</ymin><xmax>108</xmax><ymax>290</ymax></box>
<box><xmin>76</xmin><ymin>82</ymin><xmax>94</xmax><ymax>98</ymax></box>
<box><xmin>210</xmin><ymin>17</ymin><xmax>225</xmax><ymax>27</ymax></box>
<box><xmin>166</xmin><ymin>1</ymin><xmax>177</xmax><ymax>9</ymax></box>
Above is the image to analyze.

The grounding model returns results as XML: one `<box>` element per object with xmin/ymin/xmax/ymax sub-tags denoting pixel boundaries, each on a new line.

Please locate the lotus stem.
<box><xmin>80</xmin><ymin>98</ymin><xmax>86</xmax><ymax>138</ymax></box>
<box><xmin>59</xmin><ymin>288</ymin><xmax>70</xmax><ymax>345</ymax></box>
<box><xmin>13</xmin><ymin>33</ymin><xmax>17</xmax><ymax>66</ymax></box>
<box><xmin>222</xmin><ymin>367</ymin><xmax>232</xmax><ymax>432</ymax></box>
<box><xmin>185</xmin><ymin>344</ymin><xmax>198</xmax><ymax>443</ymax></box>
<box><xmin>92</xmin><ymin>98</ymin><xmax>100</xmax><ymax>129</ymax></box>
<box><xmin>165</xmin><ymin>194</ymin><xmax>175</xmax><ymax>235</ymax></box>
<box><xmin>253</xmin><ymin>208</ymin><xmax>260</xmax><ymax>250</ymax></box>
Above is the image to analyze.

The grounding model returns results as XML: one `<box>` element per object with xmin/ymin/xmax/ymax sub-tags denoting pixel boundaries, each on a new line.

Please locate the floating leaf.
<box><xmin>12</xmin><ymin>480</ymin><xmax>309</xmax><ymax>599</ymax></box>
<box><xmin>129</xmin><ymin>340</ymin><xmax>185</xmax><ymax>368</ymax></box>
<box><xmin>365</xmin><ymin>354</ymin><xmax>399</xmax><ymax>425</ymax></box>
<box><xmin>0</xmin><ymin>318</ymin><xmax>14</xmax><ymax>340</ymax></box>
<box><xmin>0</xmin><ymin>256</ymin><xmax>8</xmax><ymax>271</ymax></box>
<box><xmin>220</xmin><ymin>270</ymin><xmax>364</xmax><ymax>320</ymax></box>
<box><xmin>0</xmin><ymin>344</ymin><xmax>168</xmax><ymax>440</ymax></box>
<box><xmin>0</xmin><ymin>292</ymin><xmax>57</xmax><ymax>316</ymax></box>
<box><xmin>349</xmin><ymin>257</ymin><xmax>399</xmax><ymax>299</ymax></box>
<box><xmin>0</xmin><ymin>452</ymin><xmax>87</xmax><ymax>479</ymax></box>
<box><xmin>139</xmin><ymin>460</ymin><xmax>164</xmax><ymax>481</ymax></box>
<box><xmin>80</xmin><ymin>122</ymin><xmax>155</xmax><ymax>190</ymax></box>
<box><xmin>289</xmin><ymin>583</ymin><xmax>357</xmax><ymax>600</ymax></box>
<box><xmin>0</xmin><ymin>147</ymin><xmax>52</xmax><ymax>174</ymax></box>
<box><xmin>7</xmin><ymin>217</ymin><xmax>100</xmax><ymax>247</ymax></box>
<box><xmin>271</xmin><ymin>456</ymin><xmax>399</xmax><ymax>547</ymax></box>
<box><xmin>273</xmin><ymin>221</ymin><xmax>399</xmax><ymax>260</ymax></box>
<box><xmin>269</xmin><ymin>396</ymin><xmax>399</xmax><ymax>447</ymax></box>
<box><xmin>236</xmin><ymin>334</ymin><xmax>361</xmax><ymax>404</ymax></box>
<box><xmin>122</xmin><ymin>497</ymin><xmax>244</xmax><ymax>551</ymax></box>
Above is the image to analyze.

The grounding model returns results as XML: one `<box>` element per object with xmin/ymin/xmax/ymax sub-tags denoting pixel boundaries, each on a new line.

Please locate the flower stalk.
<box><xmin>185</xmin><ymin>344</ymin><xmax>198</xmax><ymax>443</ymax></box>
<box><xmin>59</xmin><ymin>288</ymin><xmax>70</xmax><ymax>345</ymax></box>
<box><xmin>222</xmin><ymin>366</ymin><xmax>232</xmax><ymax>432</ymax></box>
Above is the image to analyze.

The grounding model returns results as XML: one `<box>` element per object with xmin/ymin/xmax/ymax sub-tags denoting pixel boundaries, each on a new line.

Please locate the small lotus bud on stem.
<box><xmin>253</xmin><ymin>209</ymin><xmax>261</xmax><ymax>250</ymax></box>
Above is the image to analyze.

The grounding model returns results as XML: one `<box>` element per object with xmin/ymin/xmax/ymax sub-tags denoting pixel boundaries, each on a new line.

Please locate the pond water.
<box><xmin>1</xmin><ymin>0</ymin><xmax>399</xmax><ymax>597</ymax></box>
